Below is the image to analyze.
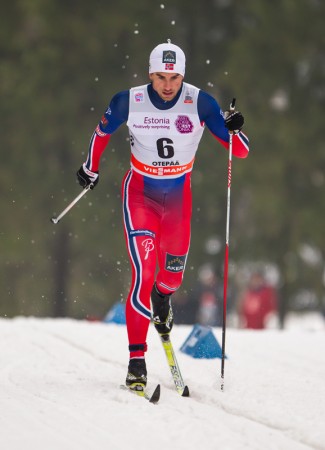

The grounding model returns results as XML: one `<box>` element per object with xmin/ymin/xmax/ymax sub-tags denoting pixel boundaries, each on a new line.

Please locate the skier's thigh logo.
<box><xmin>142</xmin><ymin>238</ymin><xmax>154</xmax><ymax>260</ymax></box>
<box><xmin>165</xmin><ymin>253</ymin><xmax>187</xmax><ymax>272</ymax></box>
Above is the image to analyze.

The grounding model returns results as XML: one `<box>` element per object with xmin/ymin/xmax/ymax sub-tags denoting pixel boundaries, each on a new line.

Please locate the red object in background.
<box><xmin>239</xmin><ymin>273</ymin><xmax>278</xmax><ymax>329</ymax></box>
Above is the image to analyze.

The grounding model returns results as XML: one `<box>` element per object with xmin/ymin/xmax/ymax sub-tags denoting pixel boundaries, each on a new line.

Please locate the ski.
<box><xmin>160</xmin><ymin>334</ymin><xmax>190</xmax><ymax>397</ymax></box>
<box><xmin>120</xmin><ymin>383</ymin><xmax>160</xmax><ymax>404</ymax></box>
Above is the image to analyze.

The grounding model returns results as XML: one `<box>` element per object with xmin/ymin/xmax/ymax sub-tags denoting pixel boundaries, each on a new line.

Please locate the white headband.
<box><xmin>149</xmin><ymin>40</ymin><xmax>186</xmax><ymax>76</ymax></box>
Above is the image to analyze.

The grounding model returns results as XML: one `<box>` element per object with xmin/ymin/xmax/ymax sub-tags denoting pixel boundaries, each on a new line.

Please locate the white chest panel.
<box><xmin>127</xmin><ymin>83</ymin><xmax>205</xmax><ymax>178</ymax></box>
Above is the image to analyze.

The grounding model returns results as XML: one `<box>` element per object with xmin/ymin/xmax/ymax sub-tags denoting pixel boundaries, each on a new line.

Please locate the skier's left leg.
<box><xmin>152</xmin><ymin>173</ymin><xmax>192</xmax><ymax>334</ymax></box>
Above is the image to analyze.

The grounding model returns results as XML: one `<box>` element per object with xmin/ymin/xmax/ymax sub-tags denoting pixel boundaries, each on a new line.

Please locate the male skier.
<box><xmin>77</xmin><ymin>40</ymin><xmax>249</xmax><ymax>390</ymax></box>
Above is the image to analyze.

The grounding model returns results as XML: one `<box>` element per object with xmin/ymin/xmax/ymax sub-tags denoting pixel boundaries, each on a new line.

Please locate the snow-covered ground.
<box><xmin>0</xmin><ymin>317</ymin><xmax>324</xmax><ymax>450</ymax></box>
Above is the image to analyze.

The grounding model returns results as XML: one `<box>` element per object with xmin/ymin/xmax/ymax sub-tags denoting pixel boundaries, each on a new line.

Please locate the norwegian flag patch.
<box><xmin>165</xmin><ymin>63</ymin><xmax>174</xmax><ymax>70</ymax></box>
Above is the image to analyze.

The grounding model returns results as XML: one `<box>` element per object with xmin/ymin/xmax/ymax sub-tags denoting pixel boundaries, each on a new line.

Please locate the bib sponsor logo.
<box><xmin>131</xmin><ymin>154</ymin><xmax>194</xmax><ymax>177</ymax></box>
<box><xmin>142</xmin><ymin>165</ymin><xmax>190</xmax><ymax>175</ymax></box>
<box><xmin>134</xmin><ymin>90</ymin><xmax>144</xmax><ymax>103</ymax></box>
<box><xmin>144</xmin><ymin>117</ymin><xmax>170</xmax><ymax>125</ymax></box>
<box><xmin>184</xmin><ymin>93</ymin><xmax>193</xmax><ymax>104</ymax></box>
<box><xmin>165</xmin><ymin>253</ymin><xmax>187</xmax><ymax>272</ymax></box>
<box><xmin>151</xmin><ymin>160</ymin><xmax>180</xmax><ymax>166</ymax></box>
<box><xmin>131</xmin><ymin>116</ymin><xmax>171</xmax><ymax>130</ymax></box>
<box><xmin>175</xmin><ymin>115</ymin><xmax>194</xmax><ymax>134</ymax></box>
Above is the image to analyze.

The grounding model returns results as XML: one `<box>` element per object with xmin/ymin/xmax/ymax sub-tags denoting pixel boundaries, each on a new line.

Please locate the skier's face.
<box><xmin>149</xmin><ymin>72</ymin><xmax>183</xmax><ymax>101</ymax></box>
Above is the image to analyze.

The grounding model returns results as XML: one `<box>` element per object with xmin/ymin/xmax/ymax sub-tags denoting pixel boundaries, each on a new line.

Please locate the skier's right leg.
<box><xmin>122</xmin><ymin>170</ymin><xmax>159</xmax><ymax>387</ymax></box>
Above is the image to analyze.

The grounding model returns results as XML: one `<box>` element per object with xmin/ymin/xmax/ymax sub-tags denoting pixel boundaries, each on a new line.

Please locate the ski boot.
<box><xmin>151</xmin><ymin>284</ymin><xmax>174</xmax><ymax>335</ymax></box>
<box><xmin>126</xmin><ymin>358</ymin><xmax>147</xmax><ymax>390</ymax></box>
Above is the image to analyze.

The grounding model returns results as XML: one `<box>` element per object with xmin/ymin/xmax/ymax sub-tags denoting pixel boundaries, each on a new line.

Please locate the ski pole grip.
<box><xmin>230</xmin><ymin>98</ymin><xmax>236</xmax><ymax>111</ymax></box>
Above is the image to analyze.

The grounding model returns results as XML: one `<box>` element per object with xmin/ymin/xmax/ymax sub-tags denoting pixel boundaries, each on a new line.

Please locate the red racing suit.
<box><xmin>83</xmin><ymin>82</ymin><xmax>249</xmax><ymax>357</ymax></box>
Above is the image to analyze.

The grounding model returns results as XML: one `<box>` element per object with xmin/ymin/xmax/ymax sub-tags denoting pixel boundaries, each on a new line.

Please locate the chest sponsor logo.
<box><xmin>165</xmin><ymin>253</ymin><xmax>187</xmax><ymax>272</ymax></box>
<box><xmin>144</xmin><ymin>117</ymin><xmax>170</xmax><ymax>124</ymax></box>
<box><xmin>184</xmin><ymin>93</ymin><xmax>193</xmax><ymax>103</ymax></box>
<box><xmin>131</xmin><ymin>116</ymin><xmax>171</xmax><ymax>130</ymax></box>
<box><xmin>175</xmin><ymin>115</ymin><xmax>194</xmax><ymax>134</ymax></box>
<box><xmin>134</xmin><ymin>90</ymin><xmax>144</xmax><ymax>103</ymax></box>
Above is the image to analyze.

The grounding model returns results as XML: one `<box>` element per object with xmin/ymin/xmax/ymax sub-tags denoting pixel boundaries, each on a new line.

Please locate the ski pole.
<box><xmin>221</xmin><ymin>98</ymin><xmax>236</xmax><ymax>391</ymax></box>
<box><xmin>50</xmin><ymin>184</ymin><xmax>93</xmax><ymax>224</ymax></box>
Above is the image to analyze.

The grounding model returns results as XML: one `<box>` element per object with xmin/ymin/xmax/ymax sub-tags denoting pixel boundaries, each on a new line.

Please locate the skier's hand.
<box><xmin>224</xmin><ymin>110</ymin><xmax>244</xmax><ymax>133</ymax></box>
<box><xmin>76</xmin><ymin>163</ymin><xmax>99</xmax><ymax>189</ymax></box>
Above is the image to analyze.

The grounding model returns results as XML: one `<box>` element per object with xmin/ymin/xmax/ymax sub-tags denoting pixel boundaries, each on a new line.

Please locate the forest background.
<box><xmin>1</xmin><ymin>0</ymin><xmax>324</xmax><ymax>325</ymax></box>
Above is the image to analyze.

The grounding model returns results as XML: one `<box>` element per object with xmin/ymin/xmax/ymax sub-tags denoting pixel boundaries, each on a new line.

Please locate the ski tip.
<box><xmin>149</xmin><ymin>384</ymin><xmax>161</xmax><ymax>404</ymax></box>
<box><xmin>181</xmin><ymin>385</ymin><xmax>190</xmax><ymax>397</ymax></box>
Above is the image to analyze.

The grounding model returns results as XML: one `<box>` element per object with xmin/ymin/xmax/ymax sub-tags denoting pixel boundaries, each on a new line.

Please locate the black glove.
<box><xmin>224</xmin><ymin>111</ymin><xmax>244</xmax><ymax>133</ymax></box>
<box><xmin>76</xmin><ymin>163</ymin><xmax>99</xmax><ymax>189</ymax></box>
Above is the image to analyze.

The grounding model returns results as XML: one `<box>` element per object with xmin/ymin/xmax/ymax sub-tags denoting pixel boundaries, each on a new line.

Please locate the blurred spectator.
<box><xmin>172</xmin><ymin>289</ymin><xmax>197</xmax><ymax>325</ymax></box>
<box><xmin>238</xmin><ymin>271</ymin><xmax>279</xmax><ymax>329</ymax></box>
<box><xmin>188</xmin><ymin>264</ymin><xmax>234</xmax><ymax>327</ymax></box>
